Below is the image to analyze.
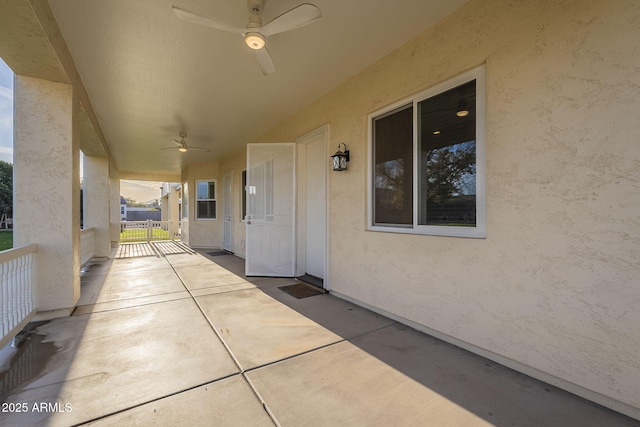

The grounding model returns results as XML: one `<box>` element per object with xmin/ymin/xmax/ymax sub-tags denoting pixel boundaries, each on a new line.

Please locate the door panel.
<box><xmin>246</xmin><ymin>143</ymin><xmax>295</xmax><ymax>277</ymax></box>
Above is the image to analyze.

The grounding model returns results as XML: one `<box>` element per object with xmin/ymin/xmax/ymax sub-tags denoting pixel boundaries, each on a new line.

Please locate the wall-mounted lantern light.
<box><xmin>331</xmin><ymin>143</ymin><xmax>350</xmax><ymax>171</ymax></box>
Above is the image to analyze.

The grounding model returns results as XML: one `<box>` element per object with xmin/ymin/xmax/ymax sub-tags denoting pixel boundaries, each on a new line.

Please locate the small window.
<box><xmin>369</xmin><ymin>65</ymin><xmax>486</xmax><ymax>238</ymax></box>
<box><xmin>196</xmin><ymin>180</ymin><xmax>216</xmax><ymax>220</ymax></box>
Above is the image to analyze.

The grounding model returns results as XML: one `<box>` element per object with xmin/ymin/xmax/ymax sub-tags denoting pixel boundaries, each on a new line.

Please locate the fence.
<box><xmin>0</xmin><ymin>244</ymin><xmax>37</xmax><ymax>349</ymax></box>
<box><xmin>120</xmin><ymin>220</ymin><xmax>181</xmax><ymax>242</ymax></box>
<box><xmin>80</xmin><ymin>227</ymin><xmax>96</xmax><ymax>266</ymax></box>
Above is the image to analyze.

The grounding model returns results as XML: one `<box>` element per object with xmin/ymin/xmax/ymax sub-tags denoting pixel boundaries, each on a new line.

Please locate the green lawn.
<box><xmin>0</xmin><ymin>230</ymin><xmax>12</xmax><ymax>251</ymax></box>
<box><xmin>0</xmin><ymin>228</ymin><xmax>176</xmax><ymax>250</ymax></box>
<box><xmin>119</xmin><ymin>227</ymin><xmax>171</xmax><ymax>242</ymax></box>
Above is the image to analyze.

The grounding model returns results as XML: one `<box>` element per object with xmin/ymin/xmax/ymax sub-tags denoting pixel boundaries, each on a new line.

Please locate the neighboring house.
<box><xmin>4</xmin><ymin>0</ymin><xmax>640</xmax><ymax>420</ymax></box>
<box><xmin>124</xmin><ymin>207</ymin><xmax>161</xmax><ymax>222</ymax></box>
<box><xmin>160</xmin><ymin>183</ymin><xmax>182</xmax><ymax>239</ymax></box>
<box><xmin>119</xmin><ymin>196</ymin><xmax>127</xmax><ymax>221</ymax></box>
<box><xmin>160</xmin><ymin>183</ymin><xmax>181</xmax><ymax>223</ymax></box>
<box><xmin>121</xmin><ymin>195</ymin><xmax>161</xmax><ymax>221</ymax></box>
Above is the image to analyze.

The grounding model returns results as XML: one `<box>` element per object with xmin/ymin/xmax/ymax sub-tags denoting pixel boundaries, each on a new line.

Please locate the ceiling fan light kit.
<box><xmin>172</xmin><ymin>0</ymin><xmax>321</xmax><ymax>75</ymax></box>
<box><xmin>245</xmin><ymin>32</ymin><xmax>265</xmax><ymax>50</ymax></box>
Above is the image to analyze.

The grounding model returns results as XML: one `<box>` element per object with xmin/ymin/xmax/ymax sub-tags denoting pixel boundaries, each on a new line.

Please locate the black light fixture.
<box><xmin>331</xmin><ymin>143</ymin><xmax>350</xmax><ymax>171</ymax></box>
<box><xmin>456</xmin><ymin>97</ymin><xmax>469</xmax><ymax>117</ymax></box>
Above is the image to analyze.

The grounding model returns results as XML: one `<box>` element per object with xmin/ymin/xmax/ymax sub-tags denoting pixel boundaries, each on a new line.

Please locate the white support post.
<box><xmin>110</xmin><ymin>178</ymin><xmax>121</xmax><ymax>244</ymax></box>
<box><xmin>147</xmin><ymin>219</ymin><xmax>152</xmax><ymax>242</ymax></box>
<box><xmin>83</xmin><ymin>154</ymin><xmax>111</xmax><ymax>257</ymax></box>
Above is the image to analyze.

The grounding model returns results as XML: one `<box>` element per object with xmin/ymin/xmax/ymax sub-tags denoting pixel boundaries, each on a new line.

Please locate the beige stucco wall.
<box><xmin>231</xmin><ymin>0</ymin><xmax>640</xmax><ymax>417</ymax></box>
<box><xmin>181</xmin><ymin>162</ymin><xmax>222</xmax><ymax>248</ymax></box>
<box><xmin>13</xmin><ymin>76</ymin><xmax>81</xmax><ymax>314</ymax></box>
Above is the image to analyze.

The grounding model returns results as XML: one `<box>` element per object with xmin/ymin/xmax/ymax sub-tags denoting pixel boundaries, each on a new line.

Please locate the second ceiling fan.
<box><xmin>172</xmin><ymin>0</ymin><xmax>321</xmax><ymax>75</ymax></box>
<box><xmin>163</xmin><ymin>132</ymin><xmax>210</xmax><ymax>153</ymax></box>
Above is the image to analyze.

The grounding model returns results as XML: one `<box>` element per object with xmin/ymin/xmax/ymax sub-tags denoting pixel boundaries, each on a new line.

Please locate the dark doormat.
<box><xmin>207</xmin><ymin>250</ymin><xmax>232</xmax><ymax>256</ymax></box>
<box><xmin>278</xmin><ymin>283</ymin><xmax>325</xmax><ymax>299</ymax></box>
<box><xmin>296</xmin><ymin>274</ymin><xmax>324</xmax><ymax>289</ymax></box>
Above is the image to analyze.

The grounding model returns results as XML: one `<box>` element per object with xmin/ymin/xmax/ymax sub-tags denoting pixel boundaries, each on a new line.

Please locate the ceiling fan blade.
<box><xmin>188</xmin><ymin>147</ymin><xmax>211</xmax><ymax>151</ymax></box>
<box><xmin>172</xmin><ymin>6</ymin><xmax>245</xmax><ymax>34</ymax></box>
<box><xmin>256</xmin><ymin>46</ymin><xmax>276</xmax><ymax>75</ymax></box>
<box><xmin>262</xmin><ymin>3</ymin><xmax>321</xmax><ymax>36</ymax></box>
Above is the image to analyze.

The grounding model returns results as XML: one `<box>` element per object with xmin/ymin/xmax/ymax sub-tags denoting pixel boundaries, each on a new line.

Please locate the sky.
<box><xmin>0</xmin><ymin>58</ymin><xmax>13</xmax><ymax>164</ymax></box>
<box><xmin>0</xmin><ymin>58</ymin><xmax>162</xmax><ymax>203</ymax></box>
<box><xmin>120</xmin><ymin>180</ymin><xmax>163</xmax><ymax>204</ymax></box>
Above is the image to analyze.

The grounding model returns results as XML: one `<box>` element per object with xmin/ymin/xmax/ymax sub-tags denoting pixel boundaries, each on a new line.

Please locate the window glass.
<box><xmin>197</xmin><ymin>200</ymin><xmax>216</xmax><ymax>219</ymax></box>
<box><xmin>418</xmin><ymin>80</ymin><xmax>476</xmax><ymax>227</ymax></box>
<box><xmin>197</xmin><ymin>181</ymin><xmax>215</xmax><ymax>199</ymax></box>
<box><xmin>372</xmin><ymin>104</ymin><xmax>413</xmax><ymax>226</ymax></box>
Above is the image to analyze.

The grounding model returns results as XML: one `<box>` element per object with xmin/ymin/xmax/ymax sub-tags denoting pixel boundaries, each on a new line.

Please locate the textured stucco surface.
<box><xmin>13</xmin><ymin>76</ymin><xmax>81</xmax><ymax>312</ymax></box>
<box><xmin>0</xmin><ymin>0</ymin><xmax>68</xmax><ymax>84</ymax></box>
<box><xmin>83</xmin><ymin>155</ymin><xmax>111</xmax><ymax>257</ymax></box>
<box><xmin>231</xmin><ymin>0</ymin><xmax>640</xmax><ymax>417</ymax></box>
<box><xmin>181</xmin><ymin>162</ymin><xmax>222</xmax><ymax>249</ymax></box>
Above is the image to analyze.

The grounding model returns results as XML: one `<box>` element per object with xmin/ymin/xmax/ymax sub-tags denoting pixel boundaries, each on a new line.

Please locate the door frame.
<box><xmin>295</xmin><ymin>124</ymin><xmax>330</xmax><ymax>290</ymax></box>
<box><xmin>222</xmin><ymin>170</ymin><xmax>233</xmax><ymax>253</ymax></box>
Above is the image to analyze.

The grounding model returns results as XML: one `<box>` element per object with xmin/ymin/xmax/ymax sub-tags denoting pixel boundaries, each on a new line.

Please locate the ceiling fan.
<box><xmin>162</xmin><ymin>132</ymin><xmax>210</xmax><ymax>153</ymax></box>
<box><xmin>172</xmin><ymin>0</ymin><xmax>321</xmax><ymax>75</ymax></box>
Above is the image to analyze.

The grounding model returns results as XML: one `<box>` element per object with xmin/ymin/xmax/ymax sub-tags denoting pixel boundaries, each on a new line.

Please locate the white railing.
<box><xmin>80</xmin><ymin>227</ymin><xmax>96</xmax><ymax>266</ymax></box>
<box><xmin>120</xmin><ymin>220</ymin><xmax>181</xmax><ymax>242</ymax></box>
<box><xmin>1</xmin><ymin>244</ymin><xmax>37</xmax><ymax>349</ymax></box>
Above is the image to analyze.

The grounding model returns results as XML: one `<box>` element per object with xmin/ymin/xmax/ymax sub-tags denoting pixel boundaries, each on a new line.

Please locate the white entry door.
<box><xmin>222</xmin><ymin>171</ymin><xmax>233</xmax><ymax>253</ymax></box>
<box><xmin>301</xmin><ymin>130</ymin><xmax>326</xmax><ymax>280</ymax></box>
<box><xmin>246</xmin><ymin>143</ymin><xmax>296</xmax><ymax>277</ymax></box>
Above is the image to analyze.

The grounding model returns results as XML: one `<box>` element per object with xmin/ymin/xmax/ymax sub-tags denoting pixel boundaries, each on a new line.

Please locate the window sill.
<box><xmin>367</xmin><ymin>225</ymin><xmax>486</xmax><ymax>239</ymax></box>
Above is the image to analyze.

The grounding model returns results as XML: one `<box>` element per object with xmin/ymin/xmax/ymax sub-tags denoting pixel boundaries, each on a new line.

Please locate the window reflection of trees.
<box><xmin>373</xmin><ymin>104</ymin><xmax>413</xmax><ymax>226</ymax></box>
<box><xmin>421</xmin><ymin>140</ymin><xmax>476</xmax><ymax>226</ymax></box>
<box><xmin>375</xmin><ymin>159</ymin><xmax>405</xmax><ymax>207</ymax></box>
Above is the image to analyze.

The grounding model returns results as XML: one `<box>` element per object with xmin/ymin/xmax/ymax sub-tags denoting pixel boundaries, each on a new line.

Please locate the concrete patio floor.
<box><xmin>1</xmin><ymin>242</ymin><xmax>638</xmax><ymax>426</ymax></box>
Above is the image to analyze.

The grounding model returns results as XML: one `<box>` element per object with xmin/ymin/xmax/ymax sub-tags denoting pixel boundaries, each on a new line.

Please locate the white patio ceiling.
<box><xmin>43</xmin><ymin>0</ymin><xmax>469</xmax><ymax>178</ymax></box>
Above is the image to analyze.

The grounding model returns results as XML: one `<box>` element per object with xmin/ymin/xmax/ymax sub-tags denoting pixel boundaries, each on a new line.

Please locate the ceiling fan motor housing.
<box><xmin>247</xmin><ymin>14</ymin><xmax>262</xmax><ymax>29</ymax></box>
